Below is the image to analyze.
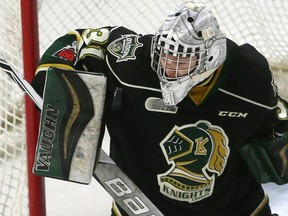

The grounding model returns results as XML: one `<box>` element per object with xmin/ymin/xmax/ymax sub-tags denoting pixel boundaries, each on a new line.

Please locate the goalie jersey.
<box><xmin>32</xmin><ymin>26</ymin><xmax>288</xmax><ymax>216</ymax></box>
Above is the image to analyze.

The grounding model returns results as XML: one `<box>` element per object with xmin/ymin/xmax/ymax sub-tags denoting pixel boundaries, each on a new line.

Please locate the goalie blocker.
<box><xmin>0</xmin><ymin>56</ymin><xmax>164</xmax><ymax>215</ymax></box>
<box><xmin>33</xmin><ymin>67</ymin><xmax>106</xmax><ymax>184</ymax></box>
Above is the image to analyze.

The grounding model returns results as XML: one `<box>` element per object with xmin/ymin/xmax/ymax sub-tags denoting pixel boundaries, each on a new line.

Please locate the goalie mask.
<box><xmin>151</xmin><ymin>1</ymin><xmax>227</xmax><ymax>106</ymax></box>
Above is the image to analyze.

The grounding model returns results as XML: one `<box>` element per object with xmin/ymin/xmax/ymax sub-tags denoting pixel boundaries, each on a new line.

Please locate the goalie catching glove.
<box><xmin>240</xmin><ymin>120</ymin><xmax>288</xmax><ymax>185</ymax></box>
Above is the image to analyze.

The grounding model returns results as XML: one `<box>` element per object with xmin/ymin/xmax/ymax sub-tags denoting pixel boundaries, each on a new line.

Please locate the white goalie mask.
<box><xmin>151</xmin><ymin>1</ymin><xmax>227</xmax><ymax>106</ymax></box>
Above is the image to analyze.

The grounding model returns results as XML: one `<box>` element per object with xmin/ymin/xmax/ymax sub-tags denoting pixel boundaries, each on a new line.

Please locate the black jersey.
<box><xmin>32</xmin><ymin>26</ymin><xmax>282</xmax><ymax>216</ymax></box>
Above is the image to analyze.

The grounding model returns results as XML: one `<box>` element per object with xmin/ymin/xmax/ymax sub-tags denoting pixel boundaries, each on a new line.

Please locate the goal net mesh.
<box><xmin>0</xmin><ymin>0</ymin><xmax>28</xmax><ymax>215</ymax></box>
<box><xmin>0</xmin><ymin>0</ymin><xmax>287</xmax><ymax>215</ymax></box>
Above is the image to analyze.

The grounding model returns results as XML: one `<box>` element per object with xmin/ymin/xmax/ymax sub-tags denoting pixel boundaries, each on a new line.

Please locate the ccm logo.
<box><xmin>218</xmin><ymin>111</ymin><xmax>248</xmax><ymax>118</ymax></box>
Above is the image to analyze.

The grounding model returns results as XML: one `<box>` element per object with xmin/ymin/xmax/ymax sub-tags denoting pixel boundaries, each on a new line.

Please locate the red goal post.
<box><xmin>21</xmin><ymin>1</ymin><xmax>46</xmax><ymax>216</ymax></box>
<box><xmin>0</xmin><ymin>0</ymin><xmax>45</xmax><ymax>215</ymax></box>
<box><xmin>0</xmin><ymin>1</ymin><xmax>288</xmax><ymax>216</ymax></box>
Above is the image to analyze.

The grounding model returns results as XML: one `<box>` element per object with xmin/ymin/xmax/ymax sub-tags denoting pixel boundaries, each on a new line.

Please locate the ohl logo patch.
<box><xmin>53</xmin><ymin>41</ymin><xmax>78</xmax><ymax>62</ymax></box>
<box><xmin>157</xmin><ymin>120</ymin><xmax>230</xmax><ymax>203</ymax></box>
<box><xmin>107</xmin><ymin>34</ymin><xmax>143</xmax><ymax>62</ymax></box>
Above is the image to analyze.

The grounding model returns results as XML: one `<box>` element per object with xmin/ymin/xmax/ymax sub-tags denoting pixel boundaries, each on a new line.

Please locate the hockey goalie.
<box><xmin>29</xmin><ymin>1</ymin><xmax>288</xmax><ymax>216</ymax></box>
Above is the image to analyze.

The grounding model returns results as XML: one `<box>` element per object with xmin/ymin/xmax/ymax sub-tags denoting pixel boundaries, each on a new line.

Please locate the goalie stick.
<box><xmin>0</xmin><ymin>56</ymin><xmax>164</xmax><ymax>216</ymax></box>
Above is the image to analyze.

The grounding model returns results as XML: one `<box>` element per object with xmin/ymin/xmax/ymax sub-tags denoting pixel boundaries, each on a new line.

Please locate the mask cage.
<box><xmin>151</xmin><ymin>35</ymin><xmax>209</xmax><ymax>84</ymax></box>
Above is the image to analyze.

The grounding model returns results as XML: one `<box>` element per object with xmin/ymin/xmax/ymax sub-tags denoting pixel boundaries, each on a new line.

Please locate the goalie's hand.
<box><xmin>240</xmin><ymin>122</ymin><xmax>288</xmax><ymax>185</ymax></box>
<box><xmin>265</xmin><ymin>122</ymin><xmax>288</xmax><ymax>183</ymax></box>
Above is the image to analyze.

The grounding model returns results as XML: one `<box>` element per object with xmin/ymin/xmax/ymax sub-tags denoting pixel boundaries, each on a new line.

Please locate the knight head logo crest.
<box><xmin>158</xmin><ymin>120</ymin><xmax>229</xmax><ymax>203</ymax></box>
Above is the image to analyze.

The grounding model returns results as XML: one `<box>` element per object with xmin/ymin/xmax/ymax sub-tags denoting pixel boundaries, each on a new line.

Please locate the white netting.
<box><xmin>37</xmin><ymin>0</ymin><xmax>288</xmax><ymax>67</ymax></box>
<box><xmin>0</xmin><ymin>0</ymin><xmax>288</xmax><ymax>215</ymax></box>
<box><xmin>37</xmin><ymin>0</ymin><xmax>288</xmax><ymax>98</ymax></box>
<box><xmin>0</xmin><ymin>0</ymin><xmax>28</xmax><ymax>215</ymax></box>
